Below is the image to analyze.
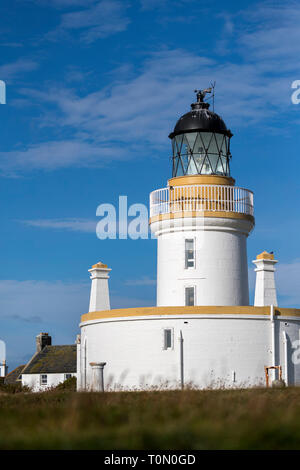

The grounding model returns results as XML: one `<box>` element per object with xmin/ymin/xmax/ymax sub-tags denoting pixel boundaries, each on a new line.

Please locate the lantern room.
<box><xmin>169</xmin><ymin>89</ymin><xmax>233</xmax><ymax>177</ymax></box>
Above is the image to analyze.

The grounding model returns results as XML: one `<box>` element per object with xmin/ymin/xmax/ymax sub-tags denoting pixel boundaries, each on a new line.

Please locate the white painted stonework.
<box><xmin>78</xmin><ymin>310</ymin><xmax>300</xmax><ymax>390</ymax></box>
<box><xmin>253</xmin><ymin>256</ymin><xmax>278</xmax><ymax>307</ymax></box>
<box><xmin>151</xmin><ymin>216</ymin><xmax>253</xmax><ymax>307</ymax></box>
<box><xmin>88</xmin><ymin>263</ymin><xmax>111</xmax><ymax>312</ymax></box>
<box><xmin>22</xmin><ymin>372</ymin><xmax>76</xmax><ymax>392</ymax></box>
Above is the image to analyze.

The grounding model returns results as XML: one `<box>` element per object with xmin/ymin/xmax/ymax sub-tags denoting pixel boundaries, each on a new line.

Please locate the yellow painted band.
<box><xmin>168</xmin><ymin>175</ymin><xmax>235</xmax><ymax>186</ymax></box>
<box><xmin>81</xmin><ymin>306</ymin><xmax>300</xmax><ymax>323</ymax></box>
<box><xmin>149</xmin><ymin>211</ymin><xmax>255</xmax><ymax>224</ymax></box>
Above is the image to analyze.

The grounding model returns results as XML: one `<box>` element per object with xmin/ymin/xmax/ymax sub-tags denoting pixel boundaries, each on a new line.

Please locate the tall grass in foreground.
<box><xmin>0</xmin><ymin>388</ymin><xmax>300</xmax><ymax>449</ymax></box>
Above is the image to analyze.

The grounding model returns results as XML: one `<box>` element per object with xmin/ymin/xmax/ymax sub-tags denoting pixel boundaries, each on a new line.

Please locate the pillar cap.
<box><xmin>92</xmin><ymin>261</ymin><xmax>108</xmax><ymax>268</ymax></box>
<box><xmin>256</xmin><ymin>251</ymin><xmax>274</xmax><ymax>260</ymax></box>
<box><xmin>89</xmin><ymin>362</ymin><xmax>106</xmax><ymax>367</ymax></box>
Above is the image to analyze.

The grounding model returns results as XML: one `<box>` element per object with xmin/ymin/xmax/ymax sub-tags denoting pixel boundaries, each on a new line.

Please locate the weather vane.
<box><xmin>194</xmin><ymin>87</ymin><xmax>212</xmax><ymax>103</ymax></box>
<box><xmin>194</xmin><ymin>82</ymin><xmax>216</xmax><ymax>110</ymax></box>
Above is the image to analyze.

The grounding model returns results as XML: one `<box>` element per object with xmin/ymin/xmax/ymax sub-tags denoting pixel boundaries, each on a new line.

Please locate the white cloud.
<box><xmin>5</xmin><ymin>2</ymin><xmax>300</xmax><ymax>175</ymax></box>
<box><xmin>238</xmin><ymin>2</ymin><xmax>300</xmax><ymax>65</ymax></box>
<box><xmin>125</xmin><ymin>277</ymin><xmax>156</xmax><ymax>286</ymax></box>
<box><xmin>21</xmin><ymin>218</ymin><xmax>97</xmax><ymax>233</ymax></box>
<box><xmin>0</xmin><ymin>139</ymin><xmax>130</xmax><ymax>176</ymax></box>
<box><xmin>47</xmin><ymin>0</ymin><xmax>130</xmax><ymax>43</ymax></box>
<box><xmin>21</xmin><ymin>47</ymin><xmax>290</xmax><ymax>145</ymax></box>
<box><xmin>35</xmin><ymin>0</ymin><xmax>97</xmax><ymax>6</ymax></box>
<box><xmin>0</xmin><ymin>58</ymin><xmax>38</xmax><ymax>82</ymax></box>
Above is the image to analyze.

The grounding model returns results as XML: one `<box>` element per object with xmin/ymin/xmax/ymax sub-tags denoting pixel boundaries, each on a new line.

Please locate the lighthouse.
<box><xmin>79</xmin><ymin>88</ymin><xmax>300</xmax><ymax>391</ymax></box>
<box><xmin>150</xmin><ymin>89</ymin><xmax>254</xmax><ymax>306</ymax></box>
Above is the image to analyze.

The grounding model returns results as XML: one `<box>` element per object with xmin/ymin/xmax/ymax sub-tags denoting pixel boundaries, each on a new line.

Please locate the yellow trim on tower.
<box><xmin>149</xmin><ymin>211</ymin><xmax>255</xmax><ymax>224</ymax></box>
<box><xmin>168</xmin><ymin>175</ymin><xmax>235</xmax><ymax>187</ymax></box>
<box><xmin>81</xmin><ymin>305</ymin><xmax>300</xmax><ymax>323</ymax></box>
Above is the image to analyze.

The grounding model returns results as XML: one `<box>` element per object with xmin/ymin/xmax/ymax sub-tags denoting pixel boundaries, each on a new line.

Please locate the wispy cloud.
<box><xmin>47</xmin><ymin>0</ymin><xmax>130</xmax><ymax>43</ymax></box>
<box><xmin>0</xmin><ymin>58</ymin><xmax>38</xmax><ymax>82</ymax></box>
<box><xmin>125</xmin><ymin>277</ymin><xmax>156</xmax><ymax>286</ymax></box>
<box><xmin>34</xmin><ymin>0</ymin><xmax>97</xmax><ymax>7</ymax></box>
<box><xmin>0</xmin><ymin>139</ymin><xmax>129</xmax><ymax>176</ymax></box>
<box><xmin>21</xmin><ymin>218</ymin><xmax>97</xmax><ymax>233</ymax></box>
<box><xmin>5</xmin><ymin>1</ymin><xmax>300</xmax><ymax>176</ymax></box>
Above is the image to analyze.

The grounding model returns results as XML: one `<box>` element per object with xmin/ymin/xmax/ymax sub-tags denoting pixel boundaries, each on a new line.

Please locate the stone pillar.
<box><xmin>253</xmin><ymin>251</ymin><xmax>278</xmax><ymax>306</ymax></box>
<box><xmin>88</xmin><ymin>262</ymin><xmax>111</xmax><ymax>312</ymax></box>
<box><xmin>90</xmin><ymin>362</ymin><xmax>106</xmax><ymax>392</ymax></box>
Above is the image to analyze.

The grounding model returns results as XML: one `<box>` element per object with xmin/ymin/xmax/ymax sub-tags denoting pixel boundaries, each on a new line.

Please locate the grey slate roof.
<box><xmin>4</xmin><ymin>365</ymin><xmax>25</xmax><ymax>384</ymax></box>
<box><xmin>22</xmin><ymin>345</ymin><xmax>76</xmax><ymax>375</ymax></box>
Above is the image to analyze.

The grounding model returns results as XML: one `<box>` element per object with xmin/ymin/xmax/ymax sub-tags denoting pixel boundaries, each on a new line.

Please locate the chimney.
<box><xmin>88</xmin><ymin>262</ymin><xmax>111</xmax><ymax>312</ymax></box>
<box><xmin>36</xmin><ymin>333</ymin><xmax>52</xmax><ymax>353</ymax></box>
<box><xmin>253</xmin><ymin>251</ymin><xmax>278</xmax><ymax>306</ymax></box>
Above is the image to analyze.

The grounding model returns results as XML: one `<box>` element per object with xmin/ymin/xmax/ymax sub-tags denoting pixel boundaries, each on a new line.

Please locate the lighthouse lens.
<box><xmin>172</xmin><ymin>131</ymin><xmax>230</xmax><ymax>177</ymax></box>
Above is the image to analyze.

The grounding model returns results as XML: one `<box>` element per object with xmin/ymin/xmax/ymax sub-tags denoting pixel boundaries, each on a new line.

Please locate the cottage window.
<box><xmin>40</xmin><ymin>374</ymin><xmax>47</xmax><ymax>385</ymax></box>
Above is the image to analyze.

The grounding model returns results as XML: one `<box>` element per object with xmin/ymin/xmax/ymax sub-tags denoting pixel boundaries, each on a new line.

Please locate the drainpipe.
<box><xmin>179</xmin><ymin>330</ymin><xmax>184</xmax><ymax>390</ymax></box>
<box><xmin>282</xmin><ymin>330</ymin><xmax>288</xmax><ymax>386</ymax></box>
<box><xmin>270</xmin><ymin>304</ymin><xmax>276</xmax><ymax>383</ymax></box>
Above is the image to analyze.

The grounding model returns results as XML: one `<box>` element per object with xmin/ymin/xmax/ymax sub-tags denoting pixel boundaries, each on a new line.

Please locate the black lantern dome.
<box><xmin>169</xmin><ymin>89</ymin><xmax>233</xmax><ymax>178</ymax></box>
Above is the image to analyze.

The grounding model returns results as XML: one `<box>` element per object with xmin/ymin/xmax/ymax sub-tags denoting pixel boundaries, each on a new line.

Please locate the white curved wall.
<box><xmin>80</xmin><ymin>314</ymin><xmax>300</xmax><ymax>390</ymax></box>
<box><xmin>150</xmin><ymin>217</ymin><xmax>253</xmax><ymax>307</ymax></box>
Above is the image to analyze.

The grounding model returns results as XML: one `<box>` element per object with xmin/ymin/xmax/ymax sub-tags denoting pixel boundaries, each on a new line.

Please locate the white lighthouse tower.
<box><xmin>150</xmin><ymin>89</ymin><xmax>254</xmax><ymax>306</ymax></box>
<box><xmin>79</xmin><ymin>88</ymin><xmax>300</xmax><ymax>391</ymax></box>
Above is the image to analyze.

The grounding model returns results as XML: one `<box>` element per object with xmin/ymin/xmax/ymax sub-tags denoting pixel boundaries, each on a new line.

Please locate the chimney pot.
<box><xmin>36</xmin><ymin>332</ymin><xmax>52</xmax><ymax>353</ymax></box>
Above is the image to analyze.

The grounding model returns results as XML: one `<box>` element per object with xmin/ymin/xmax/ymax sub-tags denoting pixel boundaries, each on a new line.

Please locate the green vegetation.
<box><xmin>0</xmin><ymin>387</ymin><xmax>300</xmax><ymax>449</ymax></box>
<box><xmin>0</xmin><ymin>382</ymin><xmax>29</xmax><ymax>394</ymax></box>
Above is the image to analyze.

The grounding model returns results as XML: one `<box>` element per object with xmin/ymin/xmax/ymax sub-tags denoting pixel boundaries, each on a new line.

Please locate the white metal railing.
<box><xmin>149</xmin><ymin>184</ymin><xmax>254</xmax><ymax>218</ymax></box>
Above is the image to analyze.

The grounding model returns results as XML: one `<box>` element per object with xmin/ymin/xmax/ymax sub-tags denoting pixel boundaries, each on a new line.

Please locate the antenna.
<box><xmin>211</xmin><ymin>81</ymin><xmax>216</xmax><ymax>112</ymax></box>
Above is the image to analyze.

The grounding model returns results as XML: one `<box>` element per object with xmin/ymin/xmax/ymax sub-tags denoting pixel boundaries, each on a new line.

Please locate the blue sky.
<box><xmin>0</xmin><ymin>0</ymin><xmax>300</xmax><ymax>369</ymax></box>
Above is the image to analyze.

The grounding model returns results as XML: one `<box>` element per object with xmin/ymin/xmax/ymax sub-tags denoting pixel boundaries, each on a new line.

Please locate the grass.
<box><xmin>1</xmin><ymin>387</ymin><xmax>300</xmax><ymax>449</ymax></box>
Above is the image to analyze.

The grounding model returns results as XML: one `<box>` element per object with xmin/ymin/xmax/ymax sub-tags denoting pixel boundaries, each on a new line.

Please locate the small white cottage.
<box><xmin>20</xmin><ymin>333</ymin><xmax>77</xmax><ymax>392</ymax></box>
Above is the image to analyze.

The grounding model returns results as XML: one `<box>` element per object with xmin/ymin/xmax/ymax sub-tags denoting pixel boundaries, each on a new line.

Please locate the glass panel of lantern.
<box><xmin>181</xmin><ymin>134</ymin><xmax>190</xmax><ymax>156</ymax></box>
<box><xmin>202</xmin><ymin>156</ymin><xmax>213</xmax><ymax>174</ymax></box>
<box><xmin>208</xmin><ymin>155</ymin><xmax>219</xmax><ymax>174</ymax></box>
<box><xmin>222</xmin><ymin>156</ymin><xmax>229</xmax><ymax>174</ymax></box>
<box><xmin>208</xmin><ymin>133</ymin><xmax>220</xmax><ymax>155</ymax></box>
<box><xmin>193</xmin><ymin>153</ymin><xmax>206</xmax><ymax>173</ymax></box>
<box><xmin>198</xmin><ymin>132</ymin><xmax>214</xmax><ymax>154</ymax></box>
<box><xmin>175</xmin><ymin>135</ymin><xmax>183</xmax><ymax>155</ymax></box>
<box><xmin>185</xmin><ymin>132</ymin><xmax>198</xmax><ymax>153</ymax></box>
<box><xmin>176</xmin><ymin>157</ymin><xmax>184</xmax><ymax>176</ymax></box>
<box><xmin>181</xmin><ymin>153</ymin><xmax>189</xmax><ymax>173</ymax></box>
<box><xmin>187</xmin><ymin>155</ymin><xmax>197</xmax><ymax>174</ymax></box>
<box><xmin>218</xmin><ymin>135</ymin><xmax>228</xmax><ymax>156</ymax></box>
